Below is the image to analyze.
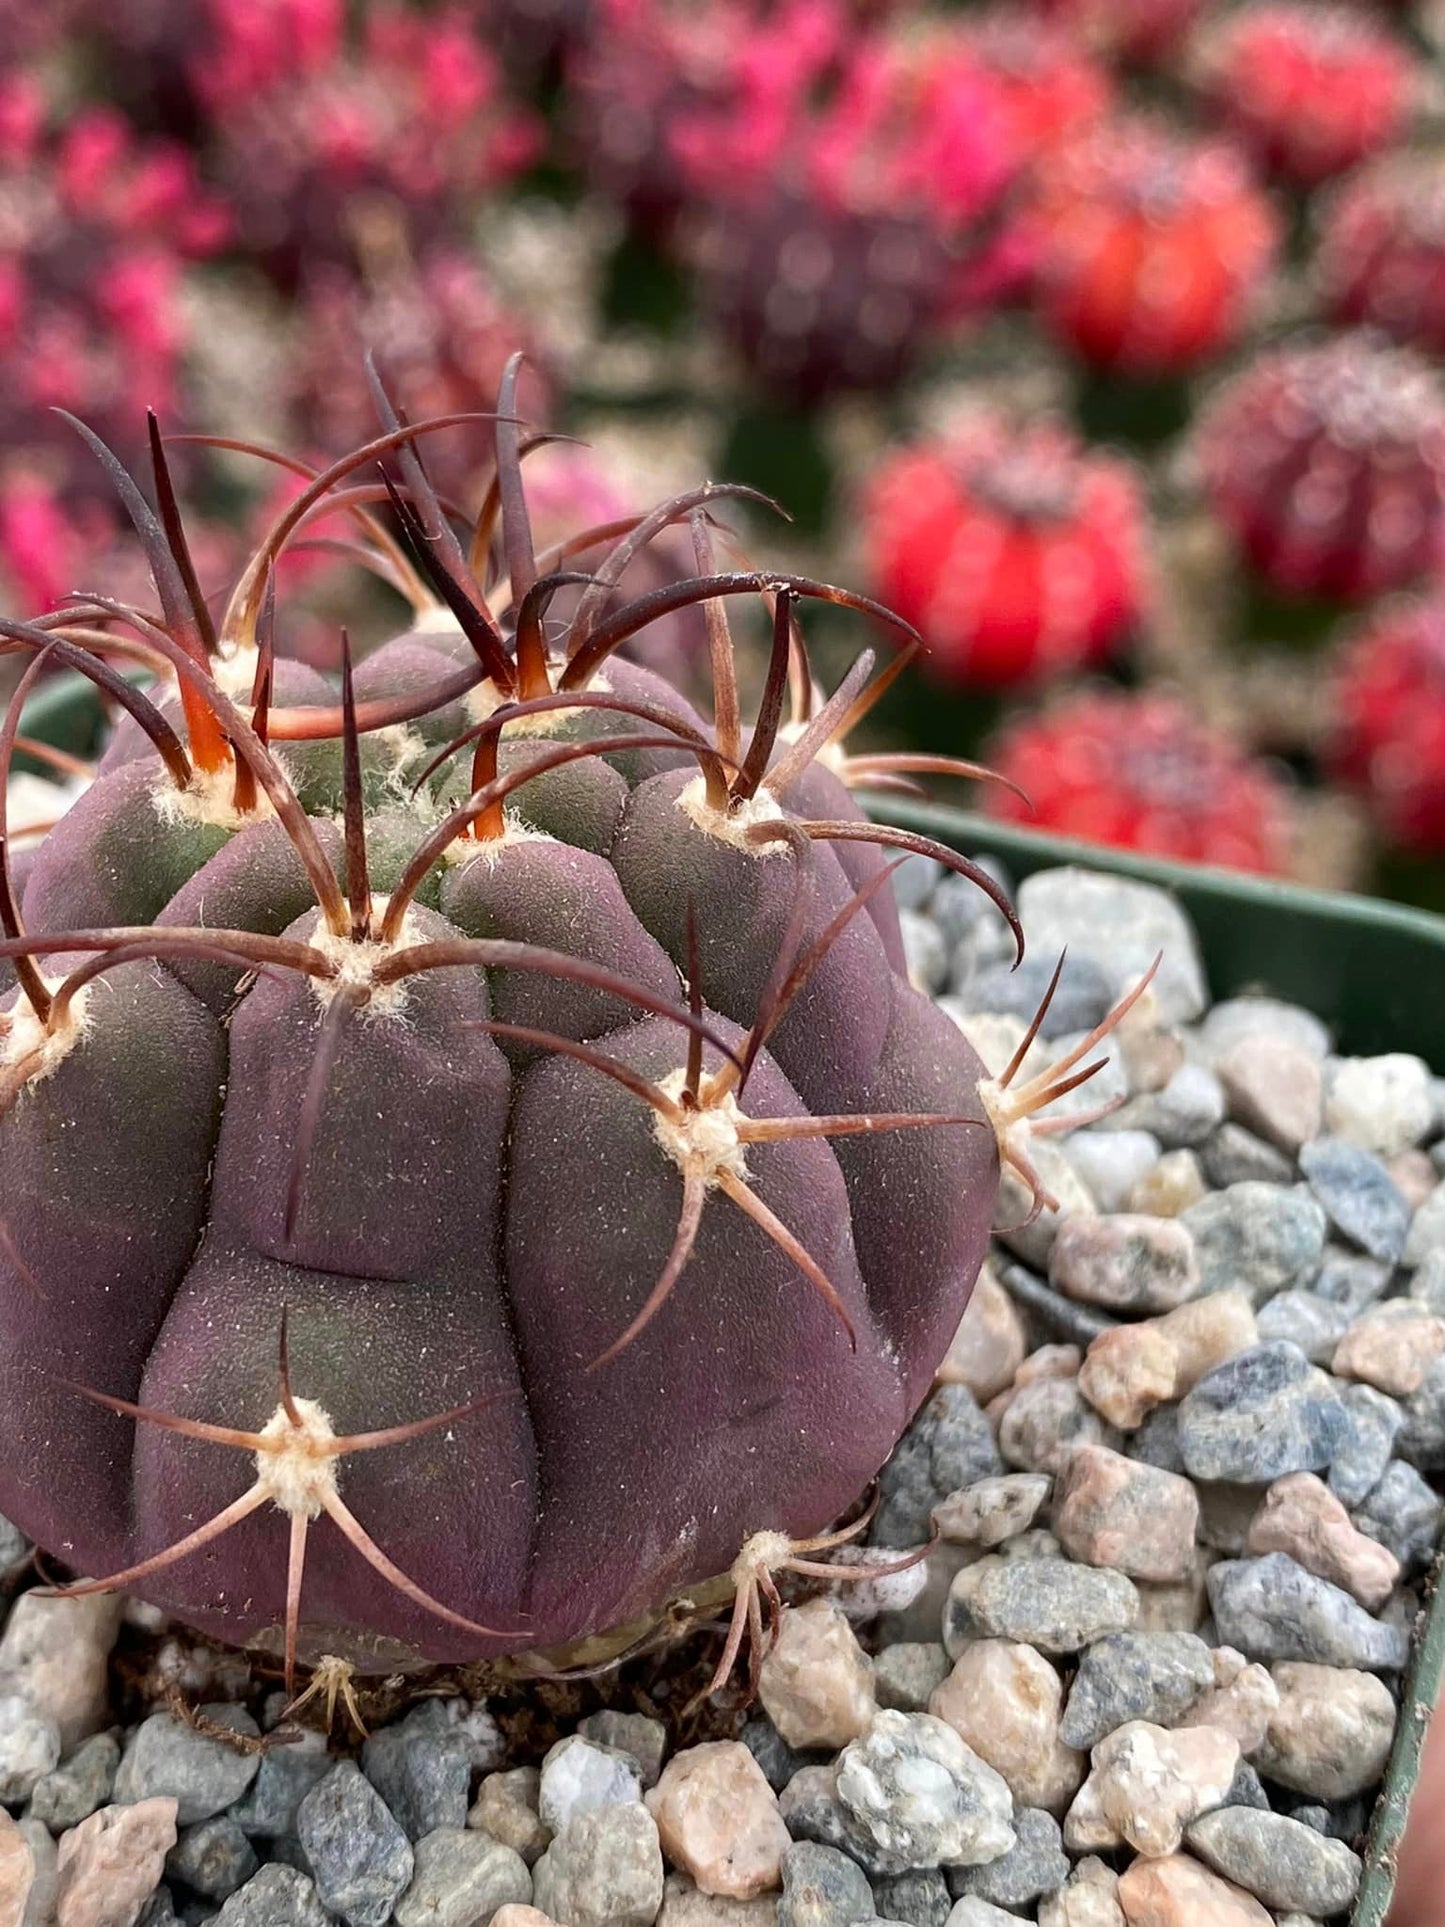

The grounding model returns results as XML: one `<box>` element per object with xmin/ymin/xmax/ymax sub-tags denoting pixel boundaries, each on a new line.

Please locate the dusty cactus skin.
<box><xmin>0</xmin><ymin>370</ymin><xmax>1113</xmax><ymax>1686</ymax></box>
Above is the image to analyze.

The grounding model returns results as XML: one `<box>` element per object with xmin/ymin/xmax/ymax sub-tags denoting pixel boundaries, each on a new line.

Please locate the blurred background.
<box><xmin>1</xmin><ymin>0</ymin><xmax>1443</xmax><ymax>904</ymax></box>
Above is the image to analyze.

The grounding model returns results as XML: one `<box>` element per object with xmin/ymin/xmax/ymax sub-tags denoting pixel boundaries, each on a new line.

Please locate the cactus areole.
<box><xmin>0</xmin><ymin>367</ymin><xmax>1126</xmax><ymax>1685</ymax></box>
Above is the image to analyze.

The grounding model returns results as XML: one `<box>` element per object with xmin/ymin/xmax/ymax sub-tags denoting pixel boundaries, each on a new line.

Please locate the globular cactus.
<box><xmin>862</xmin><ymin>412</ymin><xmax>1148</xmax><ymax>687</ymax></box>
<box><xmin>1330</xmin><ymin>595</ymin><xmax>1445</xmax><ymax>854</ymax></box>
<box><xmin>1027</xmin><ymin>118</ymin><xmax>1281</xmax><ymax>375</ymax></box>
<box><xmin>1195</xmin><ymin>332</ymin><xmax>1445</xmax><ymax>603</ymax></box>
<box><xmin>954</xmin><ymin>9</ymin><xmax>1113</xmax><ymax>163</ymax></box>
<box><xmin>1189</xmin><ymin>4</ymin><xmax>1417</xmax><ymax>189</ymax></box>
<box><xmin>0</xmin><ymin>370</ymin><xmax>1131</xmax><ymax>1689</ymax></box>
<box><xmin>1316</xmin><ymin>156</ymin><xmax>1445</xmax><ymax>359</ymax></box>
<box><xmin>985</xmin><ymin>689</ymin><xmax>1293</xmax><ymax>873</ymax></box>
<box><xmin>673</xmin><ymin>17</ymin><xmax>1021</xmax><ymax>397</ymax></box>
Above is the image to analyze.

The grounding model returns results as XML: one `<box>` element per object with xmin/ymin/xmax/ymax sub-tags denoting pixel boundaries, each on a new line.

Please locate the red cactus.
<box><xmin>209</xmin><ymin>4</ymin><xmax>540</xmax><ymax>288</ymax></box>
<box><xmin>1191</xmin><ymin>4</ymin><xmax>1417</xmax><ymax>188</ymax></box>
<box><xmin>862</xmin><ymin>413</ymin><xmax>1148</xmax><ymax>687</ymax></box>
<box><xmin>1317</xmin><ymin>155</ymin><xmax>1445</xmax><ymax>359</ymax></box>
<box><xmin>987</xmin><ymin>689</ymin><xmax>1293</xmax><ymax>872</ymax></box>
<box><xmin>1330</xmin><ymin>596</ymin><xmax>1445</xmax><ymax>854</ymax></box>
<box><xmin>955</xmin><ymin>9</ymin><xmax>1113</xmax><ymax>163</ymax></box>
<box><xmin>1027</xmin><ymin>118</ymin><xmax>1281</xmax><ymax>374</ymax></box>
<box><xmin>1195</xmin><ymin>332</ymin><xmax>1445</xmax><ymax>603</ymax></box>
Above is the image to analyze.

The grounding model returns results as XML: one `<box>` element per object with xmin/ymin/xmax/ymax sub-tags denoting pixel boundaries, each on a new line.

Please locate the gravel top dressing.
<box><xmin>1</xmin><ymin>812</ymin><xmax>1442</xmax><ymax>1927</ymax></box>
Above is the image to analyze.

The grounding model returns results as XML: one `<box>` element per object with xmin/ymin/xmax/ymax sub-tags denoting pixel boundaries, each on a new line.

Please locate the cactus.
<box><xmin>1027</xmin><ymin>118</ymin><xmax>1280</xmax><ymax>375</ymax></box>
<box><xmin>1330</xmin><ymin>596</ymin><xmax>1445</xmax><ymax>855</ymax></box>
<box><xmin>1317</xmin><ymin>156</ymin><xmax>1445</xmax><ymax>359</ymax></box>
<box><xmin>1189</xmin><ymin>4</ymin><xmax>1416</xmax><ymax>189</ymax></box>
<box><xmin>0</xmin><ymin>373</ymin><xmax>1137</xmax><ymax>1689</ymax></box>
<box><xmin>862</xmin><ymin>411</ymin><xmax>1148</xmax><ymax>688</ymax></box>
<box><xmin>984</xmin><ymin>689</ymin><xmax>1293</xmax><ymax>872</ymax></box>
<box><xmin>1044</xmin><ymin>0</ymin><xmax>1203</xmax><ymax>65</ymax></box>
<box><xmin>1195</xmin><ymin>332</ymin><xmax>1445</xmax><ymax>604</ymax></box>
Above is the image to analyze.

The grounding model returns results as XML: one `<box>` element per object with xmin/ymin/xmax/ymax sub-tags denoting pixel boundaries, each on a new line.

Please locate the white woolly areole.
<box><xmin>441</xmin><ymin>814</ymin><xmax>557</xmax><ymax>868</ymax></box>
<box><xmin>677</xmin><ymin>773</ymin><xmax>788</xmax><ymax>850</ymax></box>
<box><xmin>254</xmin><ymin>1397</ymin><xmax>341</xmax><ymax>1519</ymax></box>
<box><xmin>977</xmin><ymin>1074</ymin><xmax>1033</xmax><ymax>1169</ymax></box>
<box><xmin>732</xmin><ymin>1529</ymin><xmax>795</xmax><ymax>1587</ymax></box>
<box><xmin>212</xmin><ymin>646</ymin><xmax>262</xmax><ymax>699</ymax></box>
<box><xmin>1</xmin><ymin>977</ymin><xmax>91</xmax><ymax>1084</ymax></box>
<box><xmin>152</xmin><ymin>766</ymin><xmax>274</xmax><ymax>834</ymax></box>
<box><xmin>652</xmin><ymin>1068</ymin><xmax>750</xmax><ymax>1186</ymax></box>
<box><xmin>465</xmin><ymin>665</ymin><xmax>614</xmax><ymax>735</ymax></box>
<box><xmin>309</xmin><ymin>899</ymin><xmax>419</xmax><ymax>1017</ymax></box>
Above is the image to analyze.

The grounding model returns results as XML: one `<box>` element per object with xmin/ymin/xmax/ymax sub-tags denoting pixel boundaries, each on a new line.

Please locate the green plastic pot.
<box><xmin>11</xmin><ymin>675</ymin><xmax>1444</xmax><ymax>1925</ymax></box>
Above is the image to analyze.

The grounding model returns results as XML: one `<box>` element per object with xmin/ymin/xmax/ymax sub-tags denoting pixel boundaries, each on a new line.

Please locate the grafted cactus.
<box><xmin>0</xmin><ymin>363</ymin><xmax>1130</xmax><ymax>1688</ymax></box>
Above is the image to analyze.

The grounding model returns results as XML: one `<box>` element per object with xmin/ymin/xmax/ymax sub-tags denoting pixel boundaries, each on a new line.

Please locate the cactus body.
<box><xmin>0</xmin><ymin>401</ymin><xmax>1025</xmax><ymax>1677</ymax></box>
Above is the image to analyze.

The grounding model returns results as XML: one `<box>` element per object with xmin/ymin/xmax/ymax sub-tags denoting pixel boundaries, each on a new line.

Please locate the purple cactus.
<box><xmin>0</xmin><ymin>370</ymin><xmax>1131</xmax><ymax>1692</ymax></box>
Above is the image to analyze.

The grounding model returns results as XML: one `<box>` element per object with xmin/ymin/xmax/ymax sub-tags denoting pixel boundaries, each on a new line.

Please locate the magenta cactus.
<box><xmin>1316</xmin><ymin>156</ymin><xmax>1445</xmax><ymax>359</ymax></box>
<box><xmin>1195</xmin><ymin>332</ymin><xmax>1445</xmax><ymax>603</ymax></box>
<box><xmin>0</xmin><ymin>375</ymin><xmax>1132</xmax><ymax>1689</ymax></box>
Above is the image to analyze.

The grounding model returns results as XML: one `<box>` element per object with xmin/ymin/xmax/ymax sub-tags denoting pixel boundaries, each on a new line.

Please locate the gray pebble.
<box><xmin>1177</xmin><ymin>1342</ymin><xmax>1347</xmax><ymax>1483</ymax></box>
<box><xmin>1222</xmin><ymin>1761</ymin><xmax>1271</xmax><ymax>1811</ymax></box>
<box><xmin>1200</xmin><ymin>1124</ymin><xmax>1293</xmax><ymax>1189</ymax></box>
<box><xmin>1410</xmin><ymin>1248</ymin><xmax>1445</xmax><ymax>1315</ymax></box>
<box><xmin>297</xmin><ymin>1760</ymin><xmax>415</xmax><ymax>1927</ymax></box>
<box><xmin>1185</xmin><ymin>1806</ymin><xmax>1362</xmax><ymax>1916</ymax></box>
<box><xmin>945</xmin><ymin>1557</ymin><xmax>1138</xmax><ymax>1656</ymax></box>
<box><xmin>992</xmin><ymin>1262</ymin><xmax>1115</xmax><ymax>1348</ymax></box>
<box><xmin>28</xmin><ymin>1730</ymin><xmax>119</xmax><ymax>1830</ymax></box>
<box><xmin>209</xmin><ymin>1864</ymin><xmax>333</xmax><ymax>1926</ymax></box>
<box><xmin>779</xmin><ymin>1765</ymin><xmax>866</xmax><ymax>1865</ymax></box>
<box><xmin>932</xmin><ymin>866</ymin><xmax>1008</xmax><ymax>947</ymax></box>
<box><xmin>966</xmin><ymin>951</ymin><xmax>1115</xmax><ymax>1041</ymax></box>
<box><xmin>1116</xmin><ymin>1063</ymin><xmax>1226</xmax><ymax>1149</ymax></box>
<box><xmin>945</xmin><ymin>1808</ymin><xmax>1068</xmax><ymax>1910</ymax></box>
<box><xmin>740</xmin><ymin>1718</ymin><xmax>807</xmax><ymax>1794</ymax></box>
<box><xmin>1353</xmin><ymin>1460</ymin><xmax>1445</xmax><ymax>1572</ymax></box>
<box><xmin>997</xmin><ymin>1375</ymin><xmax>1120</xmax><ymax>1476</ymax></box>
<box><xmin>531</xmin><ymin>1801</ymin><xmax>665</xmax><ymax>1927</ymax></box>
<box><xmin>1207</xmin><ymin>1553</ymin><xmax>1409</xmax><ymax>1671</ymax></box>
<box><xmin>363</xmin><ymin>1698</ymin><xmax>471</xmax><ymax>1842</ymax></box>
<box><xmin>1015</xmin><ymin>869</ymin><xmax>1207</xmax><ymax>1024</ymax></box>
<box><xmin>135</xmin><ymin>1890</ymin><xmax>182</xmax><ymax>1927</ymax></box>
<box><xmin>1398</xmin><ymin>1354</ymin><xmax>1445</xmax><ymax>1469</ymax></box>
<box><xmin>0</xmin><ymin>1514</ymin><xmax>27</xmax><ymax>1571</ymax></box>
<box><xmin>891</xmin><ymin>855</ymin><xmax>942</xmax><ymax>914</ymax></box>
<box><xmin>1288</xmin><ymin>1803</ymin><xmax>1332</xmax><ymax>1835</ymax></box>
<box><xmin>901</xmin><ymin>912</ymin><xmax>950</xmax><ymax>995</ymax></box>
<box><xmin>577</xmin><ymin>1713</ymin><xmax>668</xmax><ymax>1790</ymax></box>
<box><xmin>942</xmin><ymin>1903</ymin><xmax>1018</xmax><ymax>1927</ymax></box>
<box><xmin>1128</xmin><ymin>1404</ymin><xmax>1187</xmax><ymax>1474</ymax></box>
<box><xmin>1313</xmin><ymin>1249</ymin><xmax>1392</xmax><ymax>1314</ymax></box>
<box><xmin>870</xmin><ymin>1869</ymin><xmax>951</xmax><ymax>1927</ymax></box>
<box><xmin>1196</xmin><ymin>997</ymin><xmax>1331</xmax><ymax>1065</ymax></box>
<box><xmin>873</xmin><ymin>1645</ymin><xmax>952</xmax><ymax>1714</ymax></box>
<box><xmin>227</xmin><ymin>1731</ymin><xmax>332</xmax><ymax>1838</ymax></box>
<box><xmin>1327</xmin><ymin>1382</ymin><xmax>1404</xmax><ymax>1506</ymax></box>
<box><xmin>875</xmin><ymin>1386</ymin><xmax>1002</xmax><ymax>1548</ymax></box>
<box><xmin>1061</xmin><ymin>1131</ymin><xmax>1162</xmax><ymax>1216</ymax></box>
<box><xmin>1300</xmin><ymin>1137</ymin><xmax>1411</xmax><ymax>1264</ymax></box>
<box><xmin>0</xmin><ymin>1693</ymin><xmax>59</xmax><ymax>1804</ymax></box>
<box><xmin>1182</xmin><ymin>1184</ymin><xmax>1327</xmax><ymax>1302</ymax></box>
<box><xmin>539</xmin><ymin>1734</ymin><xmax>643</xmax><ymax>1833</ymax></box>
<box><xmin>1048</xmin><ymin>1215</ymin><xmax>1199</xmax><ymax>1315</ymax></box>
<box><xmin>778</xmin><ymin>1841</ymin><xmax>874</xmax><ymax>1927</ymax></box>
<box><xmin>1256</xmin><ymin>1291</ymin><xmax>1350</xmax><ymax>1366</ymax></box>
<box><xmin>113</xmin><ymin>1706</ymin><xmax>261</xmax><ymax>1825</ymax></box>
<box><xmin>835</xmin><ymin>1712</ymin><xmax>1014</xmax><ymax>1874</ymax></box>
<box><xmin>1058</xmin><ymin>1632</ymin><xmax>1216</xmax><ymax>1750</ymax></box>
<box><xmin>1405</xmin><ymin>1180</ymin><xmax>1445</xmax><ymax>1267</ymax></box>
<box><xmin>166</xmin><ymin>1816</ymin><xmax>259</xmax><ymax>1902</ymax></box>
<box><xmin>393</xmin><ymin>1828</ymin><xmax>532</xmax><ymax>1927</ymax></box>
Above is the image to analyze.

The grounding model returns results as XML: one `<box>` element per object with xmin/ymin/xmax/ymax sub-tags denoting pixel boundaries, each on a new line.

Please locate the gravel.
<box><xmin>0</xmin><ymin>857</ymin><xmax>1437</xmax><ymax>1927</ymax></box>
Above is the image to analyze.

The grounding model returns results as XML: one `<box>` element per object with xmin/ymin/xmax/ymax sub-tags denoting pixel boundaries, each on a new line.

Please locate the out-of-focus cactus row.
<box><xmin>4</xmin><ymin>0</ymin><xmax>1445</xmax><ymax>899</ymax></box>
